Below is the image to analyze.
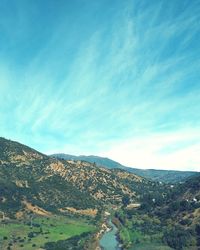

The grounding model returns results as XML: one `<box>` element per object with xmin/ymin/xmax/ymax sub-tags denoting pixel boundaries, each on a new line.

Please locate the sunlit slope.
<box><xmin>0</xmin><ymin>137</ymin><xmax>160</xmax><ymax>218</ymax></box>
<box><xmin>52</xmin><ymin>153</ymin><xmax>199</xmax><ymax>183</ymax></box>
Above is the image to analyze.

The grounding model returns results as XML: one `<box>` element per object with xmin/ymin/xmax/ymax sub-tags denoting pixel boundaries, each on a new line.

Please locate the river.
<box><xmin>99</xmin><ymin>219</ymin><xmax>121</xmax><ymax>250</ymax></box>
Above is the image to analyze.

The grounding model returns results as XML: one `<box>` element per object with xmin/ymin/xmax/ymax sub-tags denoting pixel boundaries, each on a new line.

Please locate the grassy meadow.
<box><xmin>0</xmin><ymin>215</ymin><xmax>95</xmax><ymax>250</ymax></box>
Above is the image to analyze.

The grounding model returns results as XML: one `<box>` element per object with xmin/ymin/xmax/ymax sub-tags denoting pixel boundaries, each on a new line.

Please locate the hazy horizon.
<box><xmin>0</xmin><ymin>0</ymin><xmax>200</xmax><ymax>171</ymax></box>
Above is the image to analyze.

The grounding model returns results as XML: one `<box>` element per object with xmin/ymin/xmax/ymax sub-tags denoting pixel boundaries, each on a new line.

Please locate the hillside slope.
<box><xmin>1</xmin><ymin>138</ymin><xmax>199</xmax><ymax>249</ymax></box>
<box><xmin>0</xmin><ymin>138</ymin><xmax>98</xmax><ymax>218</ymax></box>
<box><xmin>51</xmin><ymin>153</ymin><xmax>124</xmax><ymax>169</ymax></box>
<box><xmin>0</xmin><ymin>137</ymin><xmax>161</xmax><ymax>218</ymax></box>
<box><xmin>115</xmin><ymin>174</ymin><xmax>200</xmax><ymax>249</ymax></box>
<box><xmin>51</xmin><ymin>154</ymin><xmax>199</xmax><ymax>183</ymax></box>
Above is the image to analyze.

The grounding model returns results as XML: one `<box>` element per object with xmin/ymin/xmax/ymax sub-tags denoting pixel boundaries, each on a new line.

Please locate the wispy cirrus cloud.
<box><xmin>0</xmin><ymin>0</ymin><xmax>199</xmax><ymax>170</ymax></box>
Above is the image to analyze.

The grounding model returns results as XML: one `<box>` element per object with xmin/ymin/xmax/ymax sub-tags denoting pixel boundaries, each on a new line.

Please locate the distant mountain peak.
<box><xmin>51</xmin><ymin>153</ymin><xmax>199</xmax><ymax>183</ymax></box>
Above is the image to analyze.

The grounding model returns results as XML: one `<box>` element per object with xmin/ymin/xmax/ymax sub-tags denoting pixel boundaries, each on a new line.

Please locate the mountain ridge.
<box><xmin>1</xmin><ymin>137</ymin><xmax>200</xmax><ymax>249</ymax></box>
<box><xmin>0</xmin><ymin>137</ymin><xmax>157</xmax><ymax>218</ymax></box>
<box><xmin>51</xmin><ymin>153</ymin><xmax>199</xmax><ymax>183</ymax></box>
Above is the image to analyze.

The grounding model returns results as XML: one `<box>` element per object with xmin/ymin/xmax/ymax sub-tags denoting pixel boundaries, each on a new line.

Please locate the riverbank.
<box><xmin>95</xmin><ymin>210</ymin><xmax>121</xmax><ymax>250</ymax></box>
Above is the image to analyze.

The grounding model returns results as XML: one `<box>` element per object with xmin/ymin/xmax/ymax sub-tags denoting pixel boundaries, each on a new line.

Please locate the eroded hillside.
<box><xmin>0</xmin><ymin>137</ymin><xmax>158</xmax><ymax>219</ymax></box>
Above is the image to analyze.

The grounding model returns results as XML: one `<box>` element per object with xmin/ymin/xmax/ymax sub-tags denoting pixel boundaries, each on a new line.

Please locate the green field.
<box><xmin>0</xmin><ymin>216</ymin><xmax>95</xmax><ymax>250</ymax></box>
<box><xmin>129</xmin><ymin>243</ymin><xmax>173</xmax><ymax>250</ymax></box>
<box><xmin>119</xmin><ymin>225</ymin><xmax>173</xmax><ymax>250</ymax></box>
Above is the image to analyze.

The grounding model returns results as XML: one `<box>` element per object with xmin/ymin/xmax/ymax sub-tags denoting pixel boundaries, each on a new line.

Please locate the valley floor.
<box><xmin>0</xmin><ymin>215</ymin><xmax>96</xmax><ymax>250</ymax></box>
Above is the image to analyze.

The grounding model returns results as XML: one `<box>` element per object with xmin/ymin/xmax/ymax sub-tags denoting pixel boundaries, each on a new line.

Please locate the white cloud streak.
<box><xmin>0</xmin><ymin>0</ymin><xmax>200</xmax><ymax>170</ymax></box>
<box><xmin>99</xmin><ymin>129</ymin><xmax>200</xmax><ymax>171</ymax></box>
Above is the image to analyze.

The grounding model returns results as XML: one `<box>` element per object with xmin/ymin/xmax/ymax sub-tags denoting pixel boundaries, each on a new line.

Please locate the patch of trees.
<box><xmin>44</xmin><ymin>232</ymin><xmax>91</xmax><ymax>250</ymax></box>
<box><xmin>163</xmin><ymin>226</ymin><xmax>195</xmax><ymax>249</ymax></box>
<box><xmin>122</xmin><ymin>195</ymin><xmax>130</xmax><ymax>207</ymax></box>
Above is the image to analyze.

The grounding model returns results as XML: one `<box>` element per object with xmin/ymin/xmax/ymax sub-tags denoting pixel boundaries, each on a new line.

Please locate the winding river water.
<box><xmin>99</xmin><ymin>219</ymin><xmax>121</xmax><ymax>250</ymax></box>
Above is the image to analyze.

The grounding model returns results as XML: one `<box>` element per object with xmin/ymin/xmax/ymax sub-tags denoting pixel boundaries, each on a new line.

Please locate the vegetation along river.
<box><xmin>99</xmin><ymin>219</ymin><xmax>121</xmax><ymax>250</ymax></box>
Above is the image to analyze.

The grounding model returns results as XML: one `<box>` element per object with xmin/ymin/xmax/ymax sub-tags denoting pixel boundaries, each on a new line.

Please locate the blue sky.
<box><xmin>0</xmin><ymin>0</ymin><xmax>200</xmax><ymax>171</ymax></box>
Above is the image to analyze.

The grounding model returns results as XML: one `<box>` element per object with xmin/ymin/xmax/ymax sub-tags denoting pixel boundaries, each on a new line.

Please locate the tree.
<box><xmin>163</xmin><ymin>226</ymin><xmax>192</xmax><ymax>249</ymax></box>
<box><xmin>122</xmin><ymin>195</ymin><xmax>130</xmax><ymax>207</ymax></box>
<box><xmin>195</xmin><ymin>224</ymin><xmax>200</xmax><ymax>235</ymax></box>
